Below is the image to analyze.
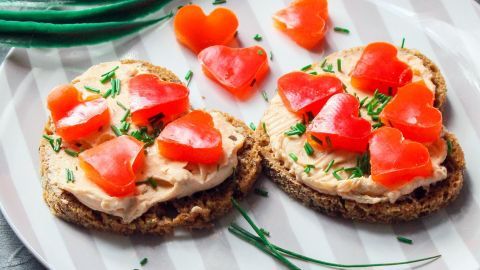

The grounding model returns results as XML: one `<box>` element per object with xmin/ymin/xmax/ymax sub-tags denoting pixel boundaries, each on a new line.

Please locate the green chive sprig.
<box><xmin>213</xmin><ymin>0</ymin><xmax>226</xmax><ymax>4</ymax></box>
<box><xmin>185</xmin><ymin>70</ymin><xmax>193</xmax><ymax>87</ymax></box>
<box><xmin>43</xmin><ymin>135</ymin><xmax>62</xmax><ymax>153</ymax></box>
<box><xmin>289</xmin><ymin>153</ymin><xmax>298</xmax><ymax>162</ymax></box>
<box><xmin>136</xmin><ymin>177</ymin><xmax>158</xmax><ymax>189</ymax></box>
<box><xmin>64</xmin><ymin>148</ymin><xmax>79</xmax><ymax>157</ymax></box>
<box><xmin>116</xmin><ymin>101</ymin><xmax>128</xmax><ymax>111</ymax></box>
<box><xmin>334</xmin><ymin>26</ymin><xmax>350</xmax><ymax>34</ymax></box>
<box><xmin>401</xmin><ymin>37</ymin><xmax>406</xmax><ymax>49</ymax></box>
<box><xmin>300</xmin><ymin>64</ymin><xmax>312</xmax><ymax>71</ymax></box>
<box><xmin>100</xmin><ymin>66</ymin><xmax>118</xmax><ymax>83</ymax></box>
<box><xmin>253</xmin><ymin>34</ymin><xmax>262</xmax><ymax>41</ymax></box>
<box><xmin>284</xmin><ymin>123</ymin><xmax>306</xmax><ymax>136</ymax></box>
<box><xmin>261</xmin><ymin>91</ymin><xmax>269</xmax><ymax>102</ymax></box>
<box><xmin>304</xmin><ymin>164</ymin><xmax>314</xmax><ymax>174</ymax></box>
<box><xmin>397</xmin><ymin>236</ymin><xmax>413</xmax><ymax>245</ymax></box>
<box><xmin>254</xmin><ymin>188</ymin><xmax>269</xmax><ymax>197</ymax></box>
<box><xmin>304</xmin><ymin>142</ymin><xmax>314</xmax><ymax>156</ymax></box>
<box><xmin>66</xmin><ymin>168</ymin><xmax>75</xmax><ymax>183</ymax></box>
<box><xmin>84</xmin><ymin>85</ymin><xmax>100</xmax><ymax>94</ymax></box>
<box><xmin>249</xmin><ymin>122</ymin><xmax>256</xmax><ymax>131</ymax></box>
<box><xmin>324</xmin><ymin>160</ymin><xmax>334</xmax><ymax>173</ymax></box>
<box><xmin>337</xmin><ymin>58</ymin><xmax>342</xmax><ymax>72</ymax></box>
<box><xmin>140</xmin><ymin>257</ymin><xmax>148</xmax><ymax>266</ymax></box>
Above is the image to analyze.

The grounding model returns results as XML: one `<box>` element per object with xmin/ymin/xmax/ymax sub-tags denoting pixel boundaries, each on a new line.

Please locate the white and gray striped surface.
<box><xmin>1</xmin><ymin>0</ymin><xmax>480</xmax><ymax>269</ymax></box>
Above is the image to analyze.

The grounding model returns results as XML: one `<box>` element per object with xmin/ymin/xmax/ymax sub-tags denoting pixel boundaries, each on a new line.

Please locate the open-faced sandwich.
<box><xmin>40</xmin><ymin>60</ymin><xmax>261</xmax><ymax>234</ymax></box>
<box><xmin>257</xmin><ymin>42</ymin><xmax>465</xmax><ymax>223</ymax></box>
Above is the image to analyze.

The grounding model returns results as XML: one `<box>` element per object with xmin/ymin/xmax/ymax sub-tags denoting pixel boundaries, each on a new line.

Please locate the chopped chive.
<box><xmin>101</xmin><ymin>66</ymin><xmax>119</xmax><ymax>77</ymax></box>
<box><xmin>136</xmin><ymin>177</ymin><xmax>158</xmax><ymax>189</ymax></box>
<box><xmin>42</xmin><ymin>134</ymin><xmax>53</xmax><ymax>143</ymax></box>
<box><xmin>401</xmin><ymin>37</ymin><xmax>406</xmax><ymax>49</ymax></box>
<box><xmin>337</xmin><ymin>58</ymin><xmax>342</xmax><ymax>72</ymax></box>
<box><xmin>116</xmin><ymin>101</ymin><xmax>128</xmax><ymax>111</ymax></box>
<box><xmin>334</xmin><ymin>26</ymin><xmax>350</xmax><ymax>34</ymax></box>
<box><xmin>289</xmin><ymin>153</ymin><xmax>298</xmax><ymax>162</ymax></box>
<box><xmin>110</xmin><ymin>78</ymin><xmax>120</xmax><ymax>97</ymax></box>
<box><xmin>304</xmin><ymin>142</ymin><xmax>314</xmax><ymax>156</ymax></box>
<box><xmin>111</xmin><ymin>125</ymin><xmax>122</xmax><ymax>137</ymax></box>
<box><xmin>261</xmin><ymin>91</ymin><xmax>269</xmax><ymax>102</ymax></box>
<box><xmin>184</xmin><ymin>70</ymin><xmax>193</xmax><ymax>87</ymax></box>
<box><xmin>257</xmin><ymin>49</ymin><xmax>264</xmax><ymax>55</ymax></box>
<box><xmin>253</xmin><ymin>34</ymin><xmax>262</xmax><ymax>41</ymax></box>
<box><xmin>254</xmin><ymin>188</ymin><xmax>269</xmax><ymax>197</ymax></box>
<box><xmin>262</xmin><ymin>122</ymin><xmax>267</xmax><ymax>133</ymax></box>
<box><xmin>260</xmin><ymin>228</ymin><xmax>270</xmax><ymax>237</ymax></box>
<box><xmin>64</xmin><ymin>148</ymin><xmax>79</xmax><ymax>157</ymax></box>
<box><xmin>322</xmin><ymin>64</ymin><xmax>334</xmax><ymax>73</ymax></box>
<box><xmin>212</xmin><ymin>0</ymin><xmax>226</xmax><ymax>4</ymax></box>
<box><xmin>371</xmin><ymin>115</ymin><xmax>379</xmax><ymax>121</ymax></box>
<box><xmin>301</xmin><ymin>64</ymin><xmax>312</xmax><ymax>71</ymax></box>
<box><xmin>397</xmin><ymin>236</ymin><xmax>413</xmax><ymax>245</ymax></box>
<box><xmin>249</xmin><ymin>122</ymin><xmax>256</xmax><ymax>131</ymax></box>
<box><xmin>121</xmin><ymin>109</ymin><xmax>130</xmax><ymax>122</ymax></box>
<box><xmin>446</xmin><ymin>139</ymin><xmax>452</xmax><ymax>155</ymax></box>
<box><xmin>309</xmin><ymin>71</ymin><xmax>318</xmax><ymax>75</ymax></box>
<box><xmin>325</xmin><ymin>136</ymin><xmax>332</xmax><ymax>148</ymax></box>
<box><xmin>320</xmin><ymin>59</ymin><xmax>327</xmax><ymax>68</ymax></box>
<box><xmin>43</xmin><ymin>135</ymin><xmax>62</xmax><ymax>153</ymax></box>
<box><xmin>269</xmin><ymin>51</ymin><xmax>273</xmax><ymax>61</ymax></box>
<box><xmin>324</xmin><ymin>160</ymin><xmax>335</xmax><ymax>173</ymax></box>
<box><xmin>120</xmin><ymin>121</ymin><xmax>131</xmax><ymax>133</ymax></box>
<box><xmin>84</xmin><ymin>86</ymin><xmax>100</xmax><ymax>94</ymax></box>
<box><xmin>100</xmin><ymin>66</ymin><xmax>118</xmax><ymax>83</ymax></box>
<box><xmin>359</xmin><ymin>96</ymin><xmax>368</xmax><ymax>108</ymax></box>
<box><xmin>372</xmin><ymin>122</ymin><xmax>383</xmax><ymax>129</ymax></box>
<box><xmin>102</xmin><ymin>88</ymin><xmax>112</xmax><ymax>98</ymax></box>
<box><xmin>332</xmin><ymin>167</ymin><xmax>344</xmax><ymax>180</ymax></box>
<box><xmin>140</xmin><ymin>257</ymin><xmax>148</xmax><ymax>266</ymax></box>
<box><xmin>284</xmin><ymin>123</ymin><xmax>306</xmax><ymax>136</ymax></box>
<box><xmin>310</xmin><ymin>135</ymin><xmax>323</xmax><ymax>146</ymax></box>
<box><xmin>304</xmin><ymin>164</ymin><xmax>315</xmax><ymax>174</ymax></box>
<box><xmin>66</xmin><ymin>168</ymin><xmax>75</xmax><ymax>183</ymax></box>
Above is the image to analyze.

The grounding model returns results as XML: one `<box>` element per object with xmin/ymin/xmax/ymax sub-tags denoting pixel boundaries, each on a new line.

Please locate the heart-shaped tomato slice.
<box><xmin>307</xmin><ymin>93</ymin><xmax>372</xmax><ymax>152</ymax></box>
<box><xmin>79</xmin><ymin>135</ymin><xmax>145</xmax><ymax>197</ymax></box>
<box><xmin>198</xmin><ymin>45</ymin><xmax>269</xmax><ymax>99</ymax></box>
<box><xmin>157</xmin><ymin>110</ymin><xmax>223</xmax><ymax>164</ymax></box>
<box><xmin>47</xmin><ymin>84</ymin><xmax>110</xmax><ymax>141</ymax></box>
<box><xmin>273</xmin><ymin>0</ymin><xmax>328</xmax><ymax>49</ymax></box>
<box><xmin>128</xmin><ymin>74</ymin><xmax>189</xmax><ymax>126</ymax></box>
<box><xmin>174</xmin><ymin>5</ymin><xmax>238</xmax><ymax>53</ymax></box>
<box><xmin>351</xmin><ymin>42</ymin><xmax>413</xmax><ymax>95</ymax></box>
<box><xmin>369</xmin><ymin>127</ymin><xmax>433</xmax><ymax>189</ymax></box>
<box><xmin>380</xmin><ymin>81</ymin><xmax>442</xmax><ymax>143</ymax></box>
<box><xmin>278</xmin><ymin>71</ymin><xmax>343</xmax><ymax>117</ymax></box>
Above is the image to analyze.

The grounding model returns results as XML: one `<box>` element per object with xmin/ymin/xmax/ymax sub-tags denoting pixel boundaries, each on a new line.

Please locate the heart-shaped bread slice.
<box><xmin>278</xmin><ymin>71</ymin><xmax>343</xmax><ymax>117</ymax></box>
<box><xmin>380</xmin><ymin>81</ymin><xmax>442</xmax><ymax>143</ymax></box>
<box><xmin>198</xmin><ymin>45</ymin><xmax>269</xmax><ymax>99</ymax></box>
<box><xmin>307</xmin><ymin>93</ymin><xmax>372</xmax><ymax>152</ymax></box>
<box><xmin>174</xmin><ymin>5</ymin><xmax>238</xmax><ymax>53</ymax></box>
<box><xmin>157</xmin><ymin>110</ymin><xmax>223</xmax><ymax>164</ymax></box>
<box><xmin>370</xmin><ymin>127</ymin><xmax>433</xmax><ymax>189</ymax></box>
<box><xmin>273</xmin><ymin>0</ymin><xmax>328</xmax><ymax>49</ymax></box>
<box><xmin>128</xmin><ymin>73</ymin><xmax>189</xmax><ymax>126</ymax></box>
<box><xmin>351</xmin><ymin>42</ymin><xmax>413</xmax><ymax>95</ymax></box>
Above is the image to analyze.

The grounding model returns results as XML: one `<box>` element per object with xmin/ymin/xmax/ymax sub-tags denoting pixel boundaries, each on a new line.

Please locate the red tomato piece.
<box><xmin>273</xmin><ymin>0</ymin><xmax>328</xmax><ymax>49</ymax></box>
<box><xmin>198</xmin><ymin>45</ymin><xmax>269</xmax><ymax>99</ymax></box>
<box><xmin>307</xmin><ymin>93</ymin><xmax>372</xmax><ymax>152</ymax></box>
<box><xmin>128</xmin><ymin>74</ymin><xmax>189</xmax><ymax>126</ymax></box>
<box><xmin>157</xmin><ymin>110</ymin><xmax>223</xmax><ymax>164</ymax></box>
<box><xmin>380</xmin><ymin>81</ymin><xmax>442</xmax><ymax>143</ymax></box>
<box><xmin>79</xmin><ymin>135</ymin><xmax>145</xmax><ymax>197</ymax></box>
<box><xmin>369</xmin><ymin>127</ymin><xmax>433</xmax><ymax>189</ymax></box>
<box><xmin>277</xmin><ymin>71</ymin><xmax>344</xmax><ymax>117</ymax></box>
<box><xmin>351</xmin><ymin>42</ymin><xmax>413</xmax><ymax>95</ymax></box>
<box><xmin>174</xmin><ymin>5</ymin><xmax>238</xmax><ymax>54</ymax></box>
<box><xmin>47</xmin><ymin>84</ymin><xmax>110</xmax><ymax>141</ymax></box>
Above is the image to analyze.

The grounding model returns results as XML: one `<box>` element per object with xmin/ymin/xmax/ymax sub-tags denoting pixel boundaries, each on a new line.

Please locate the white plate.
<box><xmin>1</xmin><ymin>0</ymin><xmax>480</xmax><ymax>269</ymax></box>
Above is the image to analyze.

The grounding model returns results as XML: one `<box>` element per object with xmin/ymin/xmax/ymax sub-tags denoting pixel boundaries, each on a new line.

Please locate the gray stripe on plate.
<box><xmin>129</xmin><ymin>235</ymin><xmax>177</xmax><ymax>270</ymax></box>
<box><xmin>58</xmin><ymin>47</ymin><xmax>94</xmax><ymax>81</ymax></box>
<box><xmin>191</xmin><ymin>228</ymin><xmax>241</xmax><ymax>270</ymax></box>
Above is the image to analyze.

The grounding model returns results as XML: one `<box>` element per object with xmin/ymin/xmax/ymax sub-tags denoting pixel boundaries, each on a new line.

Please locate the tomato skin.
<box><xmin>277</xmin><ymin>71</ymin><xmax>344</xmax><ymax>117</ymax></box>
<box><xmin>79</xmin><ymin>135</ymin><xmax>145</xmax><ymax>197</ymax></box>
<box><xmin>369</xmin><ymin>127</ymin><xmax>433</xmax><ymax>190</ymax></box>
<box><xmin>174</xmin><ymin>5</ymin><xmax>238</xmax><ymax>54</ymax></box>
<box><xmin>198</xmin><ymin>45</ymin><xmax>269</xmax><ymax>99</ymax></box>
<box><xmin>47</xmin><ymin>84</ymin><xmax>110</xmax><ymax>141</ymax></box>
<box><xmin>273</xmin><ymin>0</ymin><xmax>328</xmax><ymax>49</ymax></box>
<box><xmin>157</xmin><ymin>110</ymin><xmax>223</xmax><ymax>164</ymax></box>
<box><xmin>380</xmin><ymin>81</ymin><xmax>442</xmax><ymax>143</ymax></box>
<box><xmin>128</xmin><ymin>74</ymin><xmax>189</xmax><ymax>126</ymax></box>
<box><xmin>351</xmin><ymin>42</ymin><xmax>413</xmax><ymax>95</ymax></box>
<box><xmin>307</xmin><ymin>93</ymin><xmax>372</xmax><ymax>152</ymax></box>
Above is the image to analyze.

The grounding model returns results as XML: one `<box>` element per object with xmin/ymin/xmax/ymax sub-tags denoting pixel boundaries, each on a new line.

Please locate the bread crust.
<box><xmin>256</xmin><ymin>48</ymin><xmax>465</xmax><ymax>223</ymax></box>
<box><xmin>40</xmin><ymin>60</ymin><xmax>261</xmax><ymax>234</ymax></box>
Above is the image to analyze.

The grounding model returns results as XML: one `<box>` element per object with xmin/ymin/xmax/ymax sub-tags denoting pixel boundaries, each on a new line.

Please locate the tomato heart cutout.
<box><xmin>47</xmin><ymin>84</ymin><xmax>110</xmax><ymax>141</ymax></box>
<box><xmin>128</xmin><ymin>73</ymin><xmax>189</xmax><ymax>126</ymax></box>
<box><xmin>79</xmin><ymin>135</ymin><xmax>145</xmax><ymax>197</ymax></box>
<box><xmin>273</xmin><ymin>0</ymin><xmax>328</xmax><ymax>49</ymax></box>
<box><xmin>351</xmin><ymin>42</ymin><xmax>413</xmax><ymax>95</ymax></box>
<box><xmin>380</xmin><ymin>81</ymin><xmax>442</xmax><ymax>143</ymax></box>
<box><xmin>278</xmin><ymin>71</ymin><xmax>344</xmax><ymax>117</ymax></box>
<box><xmin>307</xmin><ymin>93</ymin><xmax>372</xmax><ymax>153</ymax></box>
<box><xmin>369</xmin><ymin>127</ymin><xmax>433</xmax><ymax>190</ymax></box>
<box><xmin>174</xmin><ymin>5</ymin><xmax>239</xmax><ymax>54</ymax></box>
<box><xmin>198</xmin><ymin>45</ymin><xmax>269</xmax><ymax>99</ymax></box>
<box><xmin>157</xmin><ymin>110</ymin><xmax>223</xmax><ymax>164</ymax></box>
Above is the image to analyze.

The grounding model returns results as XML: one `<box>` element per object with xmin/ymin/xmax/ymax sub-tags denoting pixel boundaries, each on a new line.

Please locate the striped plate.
<box><xmin>1</xmin><ymin>0</ymin><xmax>480</xmax><ymax>269</ymax></box>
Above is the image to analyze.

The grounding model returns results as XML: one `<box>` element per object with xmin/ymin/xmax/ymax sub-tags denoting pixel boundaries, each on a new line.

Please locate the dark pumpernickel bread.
<box><xmin>40</xmin><ymin>60</ymin><xmax>261</xmax><ymax>234</ymax></box>
<box><xmin>255</xmin><ymin>49</ymin><xmax>465</xmax><ymax>223</ymax></box>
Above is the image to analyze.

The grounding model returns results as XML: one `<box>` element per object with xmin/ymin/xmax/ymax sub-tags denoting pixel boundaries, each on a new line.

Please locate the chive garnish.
<box><xmin>300</xmin><ymin>64</ymin><xmax>312</xmax><ymax>71</ymax></box>
<box><xmin>66</xmin><ymin>168</ymin><xmax>75</xmax><ymax>183</ymax></box>
<box><xmin>262</xmin><ymin>122</ymin><xmax>267</xmax><ymax>133</ymax></box>
<box><xmin>249</xmin><ymin>122</ymin><xmax>256</xmax><ymax>131</ymax></box>
<box><xmin>304</xmin><ymin>164</ymin><xmax>314</xmax><ymax>174</ymax></box>
<box><xmin>401</xmin><ymin>37</ymin><xmax>405</xmax><ymax>49</ymax></box>
<box><xmin>111</xmin><ymin>125</ymin><xmax>122</xmax><ymax>136</ymax></box>
<box><xmin>110</xmin><ymin>78</ymin><xmax>120</xmax><ymax>97</ymax></box>
<box><xmin>357</xmin><ymin>153</ymin><xmax>371</xmax><ymax>175</ymax></box>
<box><xmin>332</xmin><ymin>167</ymin><xmax>345</xmax><ymax>180</ymax></box>
<box><xmin>446</xmin><ymin>139</ymin><xmax>452</xmax><ymax>155</ymax></box>
<box><xmin>397</xmin><ymin>236</ymin><xmax>413</xmax><ymax>245</ymax></box>
<box><xmin>43</xmin><ymin>135</ymin><xmax>62</xmax><ymax>153</ymax></box>
<box><xmin>116</xmin><ymin>101</ymin><xmax>128</xmax><ymax>111</ymax></box>
<box><xmin>269</xmin><ymin>51</ymin><xmax>273</xmax><ymax>61</ymax></box>
<box><xmin>100</xmin><ymin>66</ymin><xmax>118</xmax><ymax>83</ymax></box>
<box><xmin>64</xmin><ymin>149</ymin><xmax>79</xmax><ymax>157</ymax></box>
<box><xmin>372</xmin><ymin>122</ymin><xmax>383</xmax><ymax>129</ymax></box>
<box><xmin>131</xmin><ymin>127</ymin><xmax>155</xmax><ymax>146</ymax></box>
<box><xmin>213</xmin><ymin>0</ymin><xmax>226</xmax><ymax>4</ymax></box>
<box><xmin>121</xmin><ymin>109</ymin><xmax>130</xmax><ymax>122</ymax></box>
<box><xmin>136</xmin><ymin>177</ymin><xmax>158</xmax><ymax>189</ymax></box>
<box><xmin>310</xmin><ymin>135</ymin><xmax>323</xmax><ymax>146</ymax></box>
<box><xmin>309</xmin><ymin>71</ymin><xmax>318</xmax><ymax>75</ymax></box>
<box><xmin>261</xmin><ymin>91</ymin><xmax>269</xmax><ymax>102</ymax></box>
<box><xmin>304</xmin><ymin>142</ymin><xmax>314</xmax><ymax>156</ymax></box>
<box><xmin>102</xmin><ymin>88</ymin><xmax>112</xmax><ymax>98</ymax></box>
<box><xmin>359</xmin><ymin>96</ymin><xmax>368</xmax><ymax>108</ymax></box>
<box><xmin>253</xmin><ymin>34</ymin><xmax>262</xmax><ymax>41</ymax></box>
<box><xmin>334</xmin><ymin>26</ymin><xmax>350</xmax><ymax>34</ymax></box>
<box><xmin>101</xmin><ymin>66</ymin><xmax>119</xmax><ymax>77</ymax></box>
<box><xmin>257</xmin><ymin>49</ymin><xmax>264</xmax><ymax>55</ymax></box>
<box><xmin>84</xmin><ymin>86</ymin><xmax>100</xmax><ymax>94</ymax></box>
<box><xmin>322</xmin><ymin>64</ymin><xmax>334</xmax><ymax>73</ymax></box>
<box><xmin>284</xmin><ymin>123</ymin><xmax>306</xmax><ymax>136</ymax></box>
<box><xmin>185</xmin><ymin>70</ymin><xmax>193</xmax><ymax>87</ymax></box>
<box><xmin>289</xmin><ymin>153</ymin><xmax>298</xmax><ymax>162</ymax></box>
<box><xmin>120</xmin><ymin>121</ymin><xmax>130</xmax><ymax>133</ymax></box>
<box><xmin>140</xmin><ymin>257</ymin><xmax>148</xmax><ymax>266</ymax></box>
<box><xmin>320</xmin><ymin>59</ymin><xmax>327</xmax><ymax>68</ymax></box>
<box><xmin>325</xmin><ymin>160</ymin><xmax>335</xmax><ymax>173</ymax></box>
<box><xmin>254</xmin><ymin>188</ymin><xmax>269</xmax><ymax>197</ymax></box>
<box><xmin>260</xmin><ymin>228</ymin><xmax>270</xmax><ymax>237</ymax></box>
<box><xmin>337</xmin><ymin>58</ymin><xmax>342</xmax><ymax>72</ymax></box>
